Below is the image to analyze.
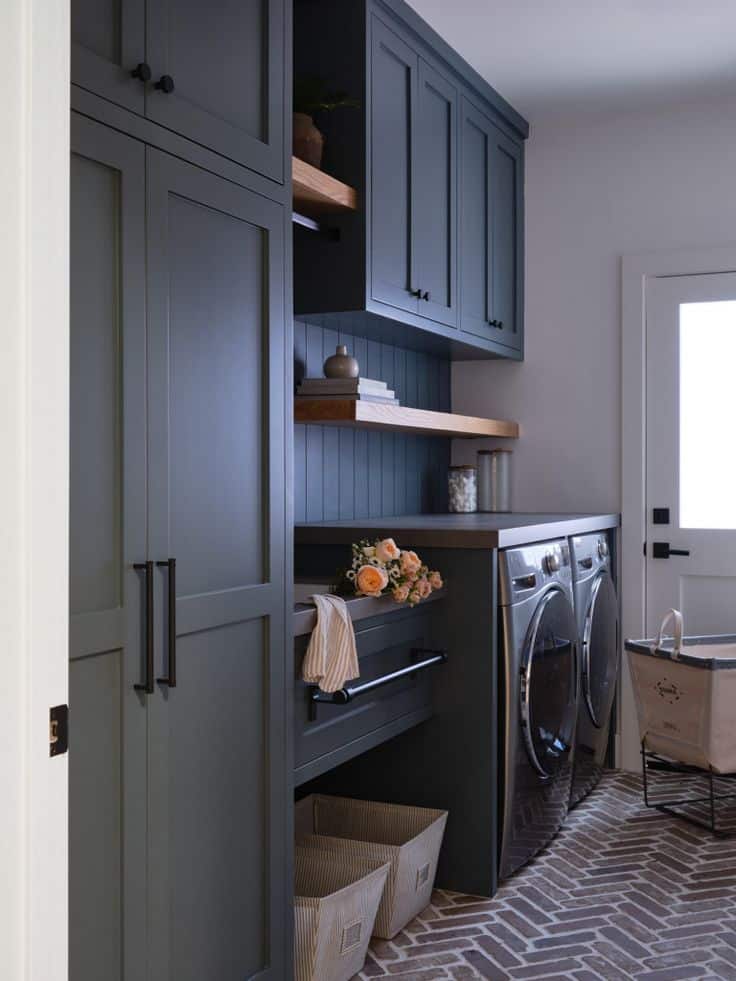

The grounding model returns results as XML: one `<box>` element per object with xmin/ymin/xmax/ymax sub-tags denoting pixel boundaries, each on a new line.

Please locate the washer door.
<box><xmin>521</xmin><ymin>587</ymin><xmax>578</xmax><ymax>778</ymax></box>
<box><xmin>582</xmin><ymin>571</ymin><xmax>619</xmax><ymax>728</ymax></box>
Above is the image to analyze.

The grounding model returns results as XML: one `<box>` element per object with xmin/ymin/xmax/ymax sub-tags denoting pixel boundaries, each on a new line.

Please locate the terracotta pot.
<box><xmin>293</xmin><ymin>112</ymin><xmax>324</xmax><ymax>169</ymax></box>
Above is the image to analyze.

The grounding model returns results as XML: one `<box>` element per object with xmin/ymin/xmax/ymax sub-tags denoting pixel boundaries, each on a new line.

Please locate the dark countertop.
<box><xmin>293</xmin><ymin>588</ymin><xmax>444</xmax><ymax>637</ymax></box>
<box><xmin>295</xmin><ymin>512</ymin><xmax>620</xmax><ymax>550</ymax></box>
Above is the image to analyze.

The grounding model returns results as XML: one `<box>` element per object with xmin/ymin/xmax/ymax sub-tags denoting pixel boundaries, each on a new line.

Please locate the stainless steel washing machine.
<box><xmin>498</xmin><ymin>540</ymin><xmax>578</xmax><ymax>880</ymax></box>
<box><xmin>569</xmin><ymin>533</ymin><xmax>619</xmax><ymax>808</ymax></box>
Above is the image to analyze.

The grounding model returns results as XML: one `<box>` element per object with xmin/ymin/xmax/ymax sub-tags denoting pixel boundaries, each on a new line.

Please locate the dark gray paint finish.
<box><xmin>370</xmin><ymin>16</ymin><xmax>418</xmax><ymax>316</ymax></box>
<box><xmin>69</xmin><ymin>114</ymin><xmax>148</xmax><ymax>981</ymax></box>
<box><xmin>460</xmin><ymin>98</ymin><xmax>522</xmax><ymax>355</ymax></box>
<box><xmin>72</xmin><ymin>0</ymin><xmax>145</xmax><ymax>113</ymax></box>
<box><xmin>294</xmin><ymin>319</ymin><xmax>450</xmax><ymax>522</ymax></box>
<box><xmin>146</xmin><ymin>0</ymin><xmax>285</xmax><ymax>181</ymax></box>
<box><xmin>297</xmin><ymin>547</ymin><xmax>501</xmax><ymax>897</ymax></box>
<box><xmin>145</xmin><ymin>148</ymin><xmax>289</xmax><ymax>980</ymax></box>
<box><xmin>294</xmin><ymin>608</ymin><xmax>437</xmax><ymax>783</ymax></box>
<box><xmin>295</xmin><ymin>513</ymin><xmax>621</xmax><ymax>550</ymax></box>
<box><xmin>293</xmin><ymin>0</ymin><xmax>526</xmax><ymax>361</ymax></box>
<box><xmin>71</xmin><ymin>0</ymin><xmax>285</xmax><ymax>183</ymax></box>
<box><xmin>71</xmin><ymin>85</ymin><xmax>288</xmax><ymax>208</ymax></box>
<box><xmin>414</xmin><ymin>57</ymin><xmax>458</xmax><ymax>328</ymax></box>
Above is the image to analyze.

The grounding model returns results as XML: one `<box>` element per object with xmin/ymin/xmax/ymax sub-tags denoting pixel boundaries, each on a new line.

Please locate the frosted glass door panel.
<box><xmin>680</xmin><ymin>301</ymin><xmax>736</xmax><ymax>529</ymax></box>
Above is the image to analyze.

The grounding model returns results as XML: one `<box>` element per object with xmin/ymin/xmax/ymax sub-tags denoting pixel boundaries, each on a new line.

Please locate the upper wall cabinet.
<box><xmin>293</xmin><ymin>0</ymin><xmax>528</xmax><ymax>361</ymax></box>
<box><xmin>71</xmin><ymin>0</ymin><xmax>285</xmax><ymax>182</ymax></box>
<box><xmin>460</xmin><ymin>98</ymin><xmax>523</xmax><ymax>355</ymax></box>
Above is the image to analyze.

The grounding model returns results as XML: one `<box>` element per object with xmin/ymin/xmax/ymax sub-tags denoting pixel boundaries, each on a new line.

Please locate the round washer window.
<box><xmin>522</xmin><ymin>587</ymin><xmax>578</xmax><ymax>778</ymax></box>
<box><xmin>583</xmin><ymin>571</ymin><xmax>619</xmax><ymax>728</ymax></box>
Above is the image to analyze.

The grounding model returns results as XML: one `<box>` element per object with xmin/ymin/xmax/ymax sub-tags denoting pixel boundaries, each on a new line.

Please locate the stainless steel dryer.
<box><xmin>498</xmin><ymin>540</ymin><xmax>578</xmax><ymax>880</ymax></box>
<box><xmin>569</xmin><ymin>533</ymin><xmax>619</xmax><ymax>807</ymax></box>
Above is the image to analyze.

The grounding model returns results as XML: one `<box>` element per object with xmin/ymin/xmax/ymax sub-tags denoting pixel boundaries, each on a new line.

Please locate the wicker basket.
<box><xmin>294</xmin><ymin>845</ymin><xmax>390</xmax><ymax>981</ymax></box>
<box><xmin>295</xmin><ymin>794</ymin><xmax>448</xmax><ymax>939</ymax></box>
<box><xmin>626</xmin><ymin>610</ymin><xmax>736</xmax><ymax>774</ymax></box>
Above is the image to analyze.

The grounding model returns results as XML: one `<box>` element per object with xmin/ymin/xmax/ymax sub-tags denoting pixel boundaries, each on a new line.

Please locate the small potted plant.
<box><xmin>293</xmin><ymin>76</ymin><xmax>359</xmax><ymax>169</ymax></box>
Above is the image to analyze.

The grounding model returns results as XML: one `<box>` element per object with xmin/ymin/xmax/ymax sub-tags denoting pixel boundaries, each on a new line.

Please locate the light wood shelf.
<box><xmin>294</xmin><ymin>399</ymin><xmax>519</xmax><ymax>439</ymax></box>
<box><xmin>292</xmin><ymin>157</ymin><xmax>358</xmax><ymax>216</ymax></box>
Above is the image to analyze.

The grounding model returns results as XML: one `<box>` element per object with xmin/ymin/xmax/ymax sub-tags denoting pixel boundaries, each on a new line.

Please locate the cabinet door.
<box><xmin>72</xmin><ymin>0</ymin><xmax>145</xmax><ymax>112</ymax></box>
<box><xmin>145</xmin><ymin>149</ymin><xmax>289</xmax><ymax>980</ymax></box>
<box><xmin>370</xmin><ymin>16</ymin><xmax>419</xmax><ymax>316</ymax></box>
<box><xmin>145</xmin><ymin>0</ymin><xmax>285</xmax><ymax>181</ymax></box>
<box><xmin>414</xmin><ymin>59</ymin><xmax>458</xmax><ymax>328</ymax></box>
<box><xmin>490</xmin><ymin>127</ymin><xmax>523</xmax><ymax>353</ymax></box>
<box><xmin>69</xmin><ymin>114</ymin><xmax>148</xmax><ymax>981</ymax></box>
<box><xmin>460</xmin><ymin>100</ymin><xmax>523</xmax><ymax>353</ymax></box>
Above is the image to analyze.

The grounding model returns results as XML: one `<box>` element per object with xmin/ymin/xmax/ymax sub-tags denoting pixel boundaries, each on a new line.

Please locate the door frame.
<box><xmin>0</xmin><ymin>0</ymin><xmax>70</xmax><ymax>979</ymax></box>
<box><xmin>620</xmin><ymin>244</ymin><xmax>736</xmax><ymax>771</ymax></box>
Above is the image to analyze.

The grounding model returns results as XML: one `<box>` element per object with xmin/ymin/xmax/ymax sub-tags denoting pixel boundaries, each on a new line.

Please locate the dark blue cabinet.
<box><xmin>460</xmin><ymin>98</ymin><xmax>523</xmax><ymax>356</ymax></box>
<box><xmin>72</xmin><ymin>0</ymin><xmax>285</xmax><ymax>183</ymax></box>
<box><xmin>294</xmin><ymin>0</ymin><xmax>527</xmax><ymax>360</ymax></box>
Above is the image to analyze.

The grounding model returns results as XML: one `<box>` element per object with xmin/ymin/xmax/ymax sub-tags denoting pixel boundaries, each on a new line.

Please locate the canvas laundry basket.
<box><xmin>295</xmin><ymin>794</ymin><xmax>448</xmax><ymax>939</ymax></box>
<box><xmin>626</xmin><ymin>610</ymin><xmax>736</xmax><ymax>773</ymax></box>
<box><xmin>294</xmin><ymin>845</ymin><xmax>390</xmax><ymax>981</ymax></box>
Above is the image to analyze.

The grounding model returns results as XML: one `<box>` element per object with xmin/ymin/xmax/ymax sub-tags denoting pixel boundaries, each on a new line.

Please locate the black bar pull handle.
<box><xmin>652</xmin><ymin>542</ymin><xmax>690</xmax><ymax>559</ymax></box>
<box><xmin>156</xmin><ymin>558</ymin><xmax>177</xmax><ymax>687</ymax></box>
<box><xmin>134</xmin><ymin>561</ymin><xmax>154</xmax><ymax>693</ymax></box>
<box><xmin>309</xmin><ymin>648</ymin><xmax>447</xmax><ymax>721</ymax></box>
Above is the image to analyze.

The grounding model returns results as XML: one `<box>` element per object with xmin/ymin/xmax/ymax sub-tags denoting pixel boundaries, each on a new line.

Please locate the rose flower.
<box><xmin>375</xmin><ymin>537</ymin><xmax>400</xmax><ymax>563</ymax></box>
<box><xmin>400</xmin><ymin>550</ymin><xmax>422</xmax><ymax>576</ymax></box>
<box><xmin>355</xmin><ymin>564</ymin><xmax>389</xmax><ymax>597</ymax></box>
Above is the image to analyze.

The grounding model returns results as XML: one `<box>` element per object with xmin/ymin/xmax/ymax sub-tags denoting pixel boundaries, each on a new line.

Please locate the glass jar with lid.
<box><xmin>448</xmin><ymin>465</ymin><xmax>478</xmax><ymax>513</ymax></box>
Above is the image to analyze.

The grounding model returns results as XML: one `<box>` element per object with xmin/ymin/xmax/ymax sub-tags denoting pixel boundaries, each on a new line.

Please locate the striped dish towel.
<box><xmin>302</xmin><ymin>593</ymin><xmax>359</xmax><ymax>693</ymax></box>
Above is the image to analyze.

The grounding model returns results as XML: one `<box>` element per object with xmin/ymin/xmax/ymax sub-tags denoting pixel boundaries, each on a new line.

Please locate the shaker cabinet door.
<box><xmin>369</xmin><ymin>15</ymin><xmax>419</xmax><ymax>316</ymax></box>
<box><xmin>144</xmin><ymin>148</ymin><xmax>289</xmax><ymax>981</ymax></box>
<box><xmin>69</xmin><ymin>113</ymin><xmax>148</xmax><ymax>981</ymax></box>
<box><xmin>71</xmin><ymin>0</ymin><xmax>145</xmax><ymax>112</ymax></box>
<box><xmin>460</xmin><ymin>99</ymin><xmax>523</xmax><ymax>354</ymax></box>
<box><xmin>145</xmin><ymin>0</ymin><xmax>285</xmax><ymax>181</ymax></box>
<box><xmin>414</xmin><ymin>59</ymin><xmax>458</xmax><ymax>328</ymax></box>
<box><xmin>490</xmin><ymin>127</ymin><xmax>523</xmax><ymax>353</ymax></box>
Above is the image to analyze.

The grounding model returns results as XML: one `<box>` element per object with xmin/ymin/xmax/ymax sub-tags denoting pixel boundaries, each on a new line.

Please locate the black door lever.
<box><xmin>652</xmin><ymin>541</ymin><xmax>690</xmax><ymax>559</ymax></box>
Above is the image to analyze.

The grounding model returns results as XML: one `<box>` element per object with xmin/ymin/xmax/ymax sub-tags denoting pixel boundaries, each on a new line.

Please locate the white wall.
<box><xmin>0</xmin><ymin>1</ymin><xmax>69</xmax><ymax>978</ymax></box>
<box><xmin>452</xmin><ymin>93</ymin><xmax>736</xmax><ymax>513</ymax></box>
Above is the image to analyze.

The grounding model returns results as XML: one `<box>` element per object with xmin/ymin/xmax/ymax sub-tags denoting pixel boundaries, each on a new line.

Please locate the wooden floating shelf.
<box><xmin>292</xmin><ymin>157</ymin><xmax>358</xmax><ymax>216</ymax></box>
<box><xmin>295</xmin><ymin>399</ymin><xmax>519</xmax><ymax>439</ymax></box>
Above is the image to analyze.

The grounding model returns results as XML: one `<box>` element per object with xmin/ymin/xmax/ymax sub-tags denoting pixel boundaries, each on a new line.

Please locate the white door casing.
<box><xmin>621</xmin><ymin>246</ymin><xmax>736</xmax><ymax>772</ymax></box>
<box><xmin>0</xmin><ymin>1</ymin><xmax>70</xmax><ymax>979</ymax></box>
<box><xmin>646</xmin><ymin>273</ymin><xmax>736</xmax><ymax>636</ymax></box>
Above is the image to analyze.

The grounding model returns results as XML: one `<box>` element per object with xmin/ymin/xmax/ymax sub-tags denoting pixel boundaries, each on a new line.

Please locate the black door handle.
<box><xmin>133</xmin><ymin>561</ymin><xmax>154</xmax><ymax>693</ymax></box>
<box><xmin>156</xmin><ymin>558</ymin><xmax>177</xmax><ymax>687</ymax></box>
<box><xmin>155</xmin><ymin>74</ymin><xmax>175</xmax><ymax>94</ymax></box>
<box><xmin>131</xmin><ymin>62</ymin><xmax>152</xmax><ymax>82</ymax></box>
<box><xmin>652</xmin><ymin>542</ymin><xmax>690</xmax><ymax>559</ymax></box>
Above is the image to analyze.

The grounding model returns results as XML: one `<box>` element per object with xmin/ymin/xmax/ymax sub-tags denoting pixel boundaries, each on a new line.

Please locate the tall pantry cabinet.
<box><xmin>68</xmin><ymin>3</ymin><xmax>291</xmax><ymax>979</ymax></box>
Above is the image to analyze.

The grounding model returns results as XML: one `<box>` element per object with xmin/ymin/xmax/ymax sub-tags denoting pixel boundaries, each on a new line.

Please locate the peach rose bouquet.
<box><xmin>340</xmin><ymin>538</ymin><xmax>443</xmax><ymax>607</ymax></box>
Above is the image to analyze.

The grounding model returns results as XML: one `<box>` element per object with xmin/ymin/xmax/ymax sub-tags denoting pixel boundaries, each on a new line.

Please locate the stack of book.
<box><xmin>296</xmin><ymin>377</ymin><xmax>399</xmax><ymax>405</ymax></box>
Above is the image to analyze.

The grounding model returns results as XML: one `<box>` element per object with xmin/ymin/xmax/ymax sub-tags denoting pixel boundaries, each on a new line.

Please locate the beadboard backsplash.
<box><xmin>294</xmin><ymin>318</ymin><xmax>451</xmax><ymax>522</ymax></box>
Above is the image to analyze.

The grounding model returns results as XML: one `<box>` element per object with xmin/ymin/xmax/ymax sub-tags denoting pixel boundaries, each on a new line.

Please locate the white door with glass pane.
<box><xmin>646</xmin><ymin>273</ymin><xmax>736</xmax><ymax>638</ymax></box>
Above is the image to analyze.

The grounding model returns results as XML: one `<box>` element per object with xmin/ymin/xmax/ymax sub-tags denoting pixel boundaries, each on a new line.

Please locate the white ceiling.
<box><xmin>406</xmin><ymin>0</ymin><xmax>736</xmax><ymax>122</ymax></box>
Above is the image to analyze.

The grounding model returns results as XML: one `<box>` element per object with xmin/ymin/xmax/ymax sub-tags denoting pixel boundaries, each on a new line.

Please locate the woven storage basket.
<box><xmin>295</xmin><ymin>794</ymin><xmax>448</xmax><ymax>939</ymax></box>
<box><xmin>626</xmin><ymin>610</ymin><xmax>736</xmax><ymax>773</ymax></box>
<box><xmin>294</xmin><ymin>845</ymin><xmax>390</xmax><ymax>981</ymax></box>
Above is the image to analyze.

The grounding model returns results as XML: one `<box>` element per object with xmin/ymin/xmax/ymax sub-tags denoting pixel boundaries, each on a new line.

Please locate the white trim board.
<box><xmin>0</xmin><ymin>0</ymin><xmax>70</xmax><ymax>978</ymax></box>
<box><xmin>620</xmin><ymin>244</ymin><xmax>736</xmax><ymax>772</ymax></box>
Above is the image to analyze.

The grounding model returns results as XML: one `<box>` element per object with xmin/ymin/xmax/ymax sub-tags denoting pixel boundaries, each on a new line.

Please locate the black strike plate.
<box><xmin>49</xmin><ymin>704</ymin><xmax>69</xmax><ymax>757</ymax></box>
<box><xmin>653</xmin><ymin>508</ymin><xmax>670</xmax><ymax>525</ymax></box>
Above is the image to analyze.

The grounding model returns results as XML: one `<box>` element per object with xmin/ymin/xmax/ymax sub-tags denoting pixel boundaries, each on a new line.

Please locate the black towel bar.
<box><xmin>309</xmin><ymin>648</ymin><xmax>447</xmax><ymax>721</ymax></box>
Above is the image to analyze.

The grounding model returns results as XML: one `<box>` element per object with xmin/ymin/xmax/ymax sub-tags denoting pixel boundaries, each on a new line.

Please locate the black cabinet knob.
<box><xmin>131</xmin><ymin>62</ymin><xmax>152</xmax><ymax>82</ymax></box>
<box><xmin>422</xmin><ymin>291</ymin><xmax>430</xmax><ymax>301</ymax></box>
<box><xmin>409</xmin><ymin>287</ymin><xmax>422</xmax><ymax>298</ymax></box>
<box><xmin>489</xmin><ymin>319</ymin><xmax>504</xmax><ymax>329</ymax></box>
<box><xmin>155</xmin><ymin>74</ymin><xmax>175</xmax><ymax>94</ymax></box>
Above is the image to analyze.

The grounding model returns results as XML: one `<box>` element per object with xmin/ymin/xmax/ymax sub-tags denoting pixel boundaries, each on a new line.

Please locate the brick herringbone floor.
<box><xmin>361</xmin><ymin>770</ymin><xmax>736</xmax><ymax>980</ymax></box>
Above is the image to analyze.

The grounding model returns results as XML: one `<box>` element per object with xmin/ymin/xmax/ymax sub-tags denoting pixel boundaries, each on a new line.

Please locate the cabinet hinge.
<box><xmin>49</xmin><ymin>704</ymin><xmax>69</xmax><ymax>757</ymax></box>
